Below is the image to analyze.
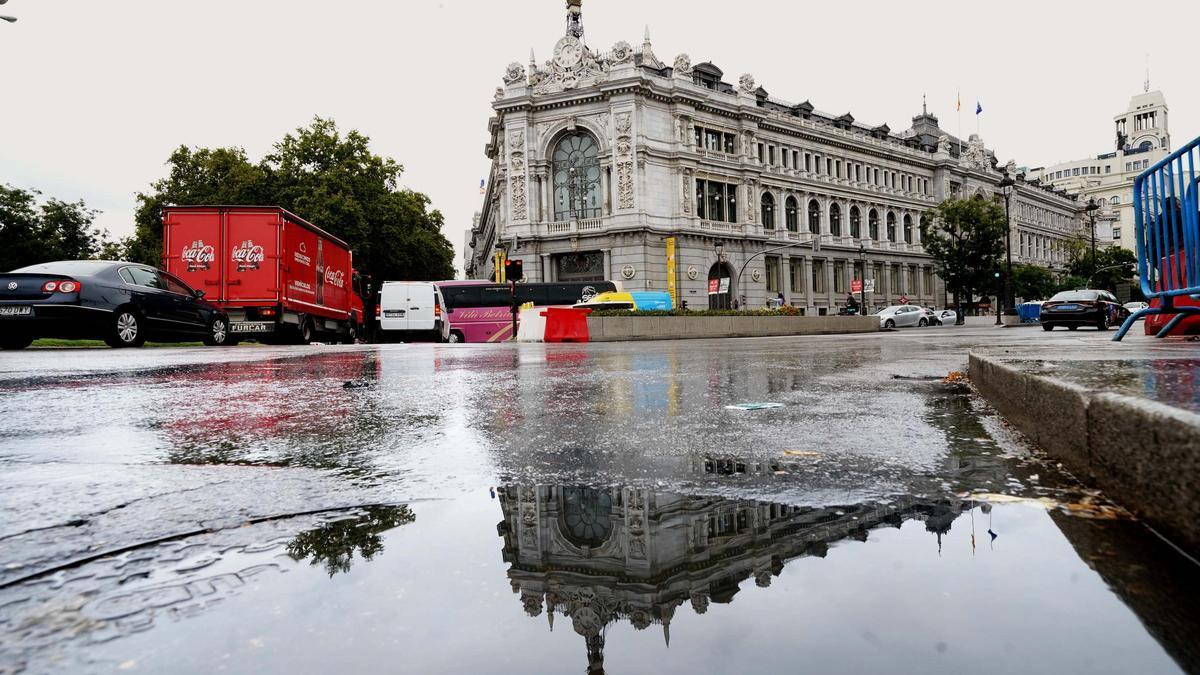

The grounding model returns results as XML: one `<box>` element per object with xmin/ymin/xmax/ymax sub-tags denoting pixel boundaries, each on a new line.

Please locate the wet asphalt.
<box><xmin>1</xmin><ymin>323</ymin><xmax>1198</xmax><ymax>674</ymax></box>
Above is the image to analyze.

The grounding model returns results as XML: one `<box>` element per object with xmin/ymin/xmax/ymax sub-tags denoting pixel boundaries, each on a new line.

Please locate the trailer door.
<box><xmin>225</xmin><ymin>210</ymin><xmax>280</xmax><ymax>303</ymax></box>
<box><xmin>163</xmin><ymin>210</ymin><xmax>223</xmax><ymax>299</ymax></box>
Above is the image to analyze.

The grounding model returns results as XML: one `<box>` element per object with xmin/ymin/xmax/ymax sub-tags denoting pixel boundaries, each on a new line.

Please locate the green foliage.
<box><xmin>127</xmin><ymin>117</ymin><xmax>455</xmax><ymax>285</ymax></box>
<box><xmin>1054</xmin><ymin>275</ymin><xmax>1091</xmax><ymax>293</ymax></box>
<box><xmin>1066</xmin><ymin>246</ymin><xmax>1137</xmax><ymax>291</ymax></box>
<box><xmin>919</xmin><ymin>196</ymin><xmax>1008</xmax><ymax>306</ymax></box>
<box><xmin>1010</xmin><ymin>263</ymin><xmax>1056</xmax><ymax>302</ymax></box>
<box><xmin>285</xmin><ymin>505</ymin><xmax>416</xmax><ymax>577</ymax></box>
<box><xmin>1</xmin><ymin>184</ymin><xmax>110</xmax><ymax>271</ymax></box>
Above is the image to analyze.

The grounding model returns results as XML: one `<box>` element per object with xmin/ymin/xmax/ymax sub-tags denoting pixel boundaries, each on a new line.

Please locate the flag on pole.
<box><xmin>976</xmin><ymin>102</ymin><xmax>983</xmax><ymax>115</ymax></box>
<box><xmin>956</xmin><ymin>91</ymin><xmax>961</xmax><ymax>112</ymax></box>
<box><xmin>479</xmin><ymin>179</ymin><xmax>485</xmax><ymax>195</ymax></box>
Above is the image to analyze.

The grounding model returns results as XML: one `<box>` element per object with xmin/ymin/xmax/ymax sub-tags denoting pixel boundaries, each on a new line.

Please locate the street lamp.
<box><xmin>857</xmin><ymin>245</ymin><xmax>867</xmax><ymax>315</ymax></box>
<box><xmin>998</xmin><ymin>171</ymin><xmax>1015</xmax><ymax>325</ymax></box>
<box><xmin>1086</xmin><ymin>197</ymin><xmax>1100</xmax><ymax>286</ymax></box>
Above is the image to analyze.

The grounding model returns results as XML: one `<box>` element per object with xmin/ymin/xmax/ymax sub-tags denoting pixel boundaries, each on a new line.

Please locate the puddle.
<box><xmin>2</xmin><ymin>490</ymin><xmax>1196</xmax><ymax>674</ymax></box>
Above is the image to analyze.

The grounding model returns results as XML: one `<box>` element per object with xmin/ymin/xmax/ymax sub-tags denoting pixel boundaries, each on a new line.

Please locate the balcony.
<box><xmin>699</xmin><ymin>220</ymin><xmax>745</xmax><ymax>233</ymax></box>
<box><xmin>541</xmin><ymin>218</ymin><xmax>605</xmax><ymax>235</ymax></box>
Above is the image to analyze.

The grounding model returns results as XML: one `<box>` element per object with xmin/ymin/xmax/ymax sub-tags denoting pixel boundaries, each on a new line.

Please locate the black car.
<box><xmin>1041</xmin><ymin>289</ymin><xmax>1129</xmax><ymax>331</ymax></box>
<box><xmin>0</xmin><ymin>260</ymin><xmax>231</xmax><ymax>349</ymax></box>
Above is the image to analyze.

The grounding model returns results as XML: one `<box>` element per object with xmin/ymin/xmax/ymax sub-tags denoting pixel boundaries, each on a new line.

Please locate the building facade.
<box><xmin>467</xmin><ymin>1</ymin><xmax>1083</xmax><ymax>311</ymax></box>
<box><xmin>1027</xmin><ymin>89</ymin><xmax>1172</xmax><ymax>254</ymax></box>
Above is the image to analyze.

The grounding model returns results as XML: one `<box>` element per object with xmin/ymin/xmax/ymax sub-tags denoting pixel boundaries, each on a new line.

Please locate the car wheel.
<box><xmin>0</xmin><ymin>334</ymin><xmax>33</xmax><ymax>350</ymax></box>
<box><xmin>1042</xmin><ymin>323</ymin><xmax>1054</xmax><ymax>331</ymax></box>
<box><xmin>107</xmin><ymin>308</ymin><xmax>146</xmax><ymax>348</ymax></box>
<box><xmin>203</xmin><ymin>316</ymin><xmax>230</xmax><ymax>346</ymax></box>
<box><xmin>884</xmin><ymin>319</ymin><xmax>895</xmax><ymax>329</ymax></box>
<box><xmin>1097</xmin><ymin>315</ymin><xmax>1110</xmax><ymax>331</ymax></box>
<box><xmin>447</xmin><ymin>331</ymin><xmax>464</xmax><ymax>343</ymax></box>
<box><xmin>918</xmin><ymin>318</ymin><xmax>928</xmax><ymax>327</ymax></box>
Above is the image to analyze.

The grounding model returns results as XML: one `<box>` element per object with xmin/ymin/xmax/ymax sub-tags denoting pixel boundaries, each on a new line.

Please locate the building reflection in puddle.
<box><xmin>496</xmin><ymin>484</ymin><xmax>972</xmax><ymax>673</ymax></box>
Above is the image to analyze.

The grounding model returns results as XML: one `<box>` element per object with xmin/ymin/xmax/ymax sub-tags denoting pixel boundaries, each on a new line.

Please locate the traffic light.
<box><xmin>504</xmin><ymin>258</ymin><xmax>524</xmax><ymax>282</ymax></box>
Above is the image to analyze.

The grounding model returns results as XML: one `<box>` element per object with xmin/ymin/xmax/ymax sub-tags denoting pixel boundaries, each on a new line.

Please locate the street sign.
<box><xmin>708</xmin><ymin>278</ymin><xmax>719</xmax><ymax>294</ymax></box>
<box><xmin>851</xmin><ymin>279</ymin><xmax>862</xmax><ymax>293</ymax></box>
<box><xmin>899</xmin><ymin>295</ymin><xmax>909</xmax><ymax>305</ymax></box>
<box><xmin>863</xmin><ymin>279</ymin><xmax>875</xmax><ymax>293</ymax></box>
<box><xmin>718</xmin><ymin>277</ymin><xmax>730</xmax><ymax>294</ymax></box>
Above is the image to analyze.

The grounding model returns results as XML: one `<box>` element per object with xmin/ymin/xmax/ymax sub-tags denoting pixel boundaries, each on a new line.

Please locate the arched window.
<box><xmin>868</xmin><ymin>209</ymin><xmax>879</xmax><ymax>239</ymax></box>
<box><xmin>903</xmin><ymin>214</ymin><xmax>913</xmax><ymax>244</ymax></box>
<box><xmin>1138</xmin><ymin>140</ymin><xmax>1153</xmax><ymax>152</ymax></box>
<box><xmin>849</xmin><ymin>206</ymin><xmax>861</xmax><ymax>238</ymax></box>
<box><xmin>552</xmin><ymin>132</ymin><xmax>602</xmax><ymax>221</ymax></box>
<box><xmin>560</xmin><ymin>488</ymin><xmax>613</xmax><ymax>548</ymax></box>
<box><xmin>808</xmin><ymin>199</ymin><xmax>821</xmax><ymax>234</ymax></box>
<box><xmin>761</xmin><ymin>192</ymin><xmax>776</xmax><ymax>229</ymax></box>
<box><xmin>829</xmin><ymin>203</ymin><xmax>842</xmax><ymax>236</ymax></box>
<box><xmin>785</xmin><ymin>196</ymin><xmax>798</xmax><ymax>232</ymax></box>
<box><xmin>886</xmin><ymin>212</ymin><xmax>897</xmax><ymax>241</ymax></box>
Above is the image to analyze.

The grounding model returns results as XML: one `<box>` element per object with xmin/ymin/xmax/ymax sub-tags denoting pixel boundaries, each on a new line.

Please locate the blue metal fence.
<box><xmin>1113</xmin><ymin>135</ymin><xmax>1200</xmax><ymax>340</ymax></box>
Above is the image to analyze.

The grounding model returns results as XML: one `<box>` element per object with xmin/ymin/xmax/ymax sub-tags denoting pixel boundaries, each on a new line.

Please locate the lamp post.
<box><xmin>857</xmin><ymin>245</ymin><xmax>867</xmax><ymax>315</ymax></box>
<box><xmin>1086</xmin><ymin>197</ymin><xmax>1100</xmax><ymax>286</ymax></box>
<box><xmin>997</xmin><ymin>172</ymin><xmax>1015</xmax><ymax>325</ymax></box>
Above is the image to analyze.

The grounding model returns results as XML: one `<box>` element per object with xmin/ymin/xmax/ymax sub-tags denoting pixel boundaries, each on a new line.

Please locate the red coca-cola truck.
<box><xmin>162</xmin><ymin>206</ymin><xmax>365</xmax><ymax>344</ymax></box>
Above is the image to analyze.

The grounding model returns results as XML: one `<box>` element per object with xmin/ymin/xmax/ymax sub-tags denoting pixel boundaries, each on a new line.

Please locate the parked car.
<box><xmin>875</xmin><ymin>304</ymin><xmax>927</xmax><ymax>328</ymax></box>
<box><xmin>1123</xmin><ymin>301</ymin><xmax>1149</xmax><ymax>318</ymax></box>
<box><xmin>931</xmin><ymin>309</ymin><xmax>958</xmax><ymax>325</ymax></box>
<box><xmin>0</xmin><ymin>260</ymin><xmax>231</xmax><ymax>349</ymax></box>
<box><xmin>1041</xmin><ymin>290</ymin><xmax>1129</xmax><ymax>331</ymax></box>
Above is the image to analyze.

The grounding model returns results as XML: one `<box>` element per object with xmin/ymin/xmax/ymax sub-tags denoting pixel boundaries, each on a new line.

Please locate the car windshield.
<box><xmin>1049</xmin><ymin>291</ymin><xmax>1100</xmax><ymax>302</ymax></box>
<box><xmin>10</xmin><ymin>260</ymin><xmax>113</xmax><ymax>275</ymax></box>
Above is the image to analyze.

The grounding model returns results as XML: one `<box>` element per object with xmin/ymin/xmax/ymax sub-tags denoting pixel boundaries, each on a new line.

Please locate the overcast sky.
<box><xmin>2</xmin><ymin>0</ymin><xmax>1196</xmax><ymax>274</ymax></box>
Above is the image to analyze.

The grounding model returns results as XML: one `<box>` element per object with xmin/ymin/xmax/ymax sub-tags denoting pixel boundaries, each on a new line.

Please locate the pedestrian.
<box><xmin>777</xmin><ymin>291</ymin><xmax>786</xmax><ymax>307</ymax></box>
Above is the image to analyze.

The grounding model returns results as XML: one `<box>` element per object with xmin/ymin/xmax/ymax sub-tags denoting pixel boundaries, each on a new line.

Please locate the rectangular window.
<box><xmin>724</xmin><ymin>133</ymin><xmax>736</xmax><ymax>154</ymax></box>
<box><xmin>812</xmin><ymin>259</ymin><xmax>826</xmax><ymax>294</ymax></box>
<box><xmin>834</xmin><ymin>261</ymin><xmax>846</xmax><ymax>293</ymax></box>
<box><xmin>826</xmin><ymin>158</ymin><xmax>832</xmax><ymax>175</ymax></box>
<box><xmin>789</xmin><ymin>260</ymin><xmax>804</xmax><ymax>294</ymax></box>
<box><xmin>768</xmin><ymin>146</ymin><xmax>776</xmax><ymax>165</ymax></box>
<box><xmin>694</xmin><ymin>128</ymin><xmax>702</xmax><ymax>147</ymax></box>
<box><xmin>765</xmin><ymin>256</ymin><xmax>780</xmax><ymax>293</ymax></box>
<box><xmin>782</xmin><ymin>149</ymin><xmax>789</xmax><ymax>168</ymax></box>
<box><xmin>1105</xmin><ymin>165</ymin><xmax>1112</xmax><ymax>174</ymax></box>
<box><xmin>804</xmin><ymin>153</ymin><xmax>812</xmax><ymax>172</ymax></box>
<box><xmin>696</xmin><ymin>180</ymin><xmax>705</xmax><ymax>219</ymax></box>
<box><xmin>792</xmin><ymin>150</ymin><xmax>799</xmax><ymax>168</ymax></box>
<box><xmin>706</xmin><ymin>181</ymin><xmax>725</xmax><ymax>222</ymax></box>
<box><xmin>758</xmin><ymin>143</ymin><xmax>765</xmax><ymax>163</ymax></box>
<box><xmin>923</xmin><ymin>268</ymin><xmax>933</xmax><ymax>294</ymax></box>
<box><xmin>1113</xmin><ymin>227</ymin><xmax>1122</xmax><ymax>240</ymax></box>
<box><xmin>836</xmin><ymin>161</ymin><xmax>842</xmax><ymax>179</ymax></box>
<box><xmin>906</xmin><ymin>267</ymin><xmax>917</xmax><ymax>294</ymax></box>
<box><xmin>872</xmin><ymin>263</ymin><xmax>883</xmax><ymax>292</ymax></box>
<box><xmin>890</xmin><ymin>265</ymin><xmax>900</xmax><ymax>295</ymax></box>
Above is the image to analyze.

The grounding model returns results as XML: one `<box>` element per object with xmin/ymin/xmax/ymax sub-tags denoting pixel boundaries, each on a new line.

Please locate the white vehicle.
<box><xmin>931</xmin><ymin>309</ymin><xmax>958</xmax><ymax>325</ymax></box>
<box><xmin>376</xmin><ymin>281</ymin><xmax>439</xmax><ymax>341</ymax></box>
<box><xmin>875</xmin><ymin>304</ymin><xmax>927</xmax><ymax>329</ymax></box>
<box><xmin>1123</xmin><ymin>301</ymin><xmax>1149</xmax><ymax>317</ymax></box>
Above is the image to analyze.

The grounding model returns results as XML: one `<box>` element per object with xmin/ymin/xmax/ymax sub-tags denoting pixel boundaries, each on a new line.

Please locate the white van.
<box><xmin>376</xmin><ymin>281</ymin><xmax>439</xmax><ymax>341</ymax></box>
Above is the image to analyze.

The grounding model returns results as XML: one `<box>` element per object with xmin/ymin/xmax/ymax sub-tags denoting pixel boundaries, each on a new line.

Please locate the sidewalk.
<box><xmin>969</xmin><ymin>332</ymin><xmax>1200</xmax><ymax>557</ymax></box>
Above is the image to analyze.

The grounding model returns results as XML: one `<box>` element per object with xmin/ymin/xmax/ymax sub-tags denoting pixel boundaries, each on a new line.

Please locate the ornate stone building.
<box><xmin>496</xmin><ymin>484</ymin><xmax>972</xmax><ymax>673</ymax></box>
<box><xmin>467</xmin><ymin>0</ymin><xmax>1083</xmax><ymax>311</ymax></box>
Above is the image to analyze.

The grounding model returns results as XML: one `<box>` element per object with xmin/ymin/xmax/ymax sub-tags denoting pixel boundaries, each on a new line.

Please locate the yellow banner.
<box><xmin>666</xmin><ymin>237</ymin><xmax>677</xmax><ymax>307</ymax></box>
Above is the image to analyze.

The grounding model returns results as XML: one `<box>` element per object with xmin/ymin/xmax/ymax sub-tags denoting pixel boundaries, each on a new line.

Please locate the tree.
<box><xmin>127</xmin><ymin>117</ymin><xmax>456</xmax><ymax>286</ymax></box>
<box><xmin>919</xmin><ymin>196</ymin><xmax>1008</xmax><ymax>319</ymax></box>
<box><xmin>1010</xmin><ymin>263</ymin><xmax>1055</xmax><ymax>302</ymax></box>
<box><xmin>1066</xmin><ymin>245</ymin><xmax>1136</xmax><ymax>292</ymax></box>
<box><xmin>0</xmin><ymin>185</ymin><xmax>109</xmax><ymax>271</ymax></box>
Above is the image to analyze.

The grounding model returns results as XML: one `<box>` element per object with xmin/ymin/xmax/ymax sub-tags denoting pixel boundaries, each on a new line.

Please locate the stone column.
<box><xmin>540</xmin><ymin>253</ymin><xmax>551</xmax><ymax>283</ymax></box>
<box><xmin>826</xmin><ymin>256</ymin><xmax>836</xmax><ymax>307</ymax></box>
<box><xmin>602</xmin><ymin>249</ymin><xmax>612</xmax><ymax>282</ymax></box>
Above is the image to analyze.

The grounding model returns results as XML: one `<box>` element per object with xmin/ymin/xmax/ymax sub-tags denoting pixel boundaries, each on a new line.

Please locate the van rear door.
<box><xmin>379</xmin><ymin>282</ymin><xmax>408</xmax><ymax>332</ymax></box>
<box><xmin>407</xmin><ymin>283</ymin><xmax>435</xmax><ymax>331</ymax></box>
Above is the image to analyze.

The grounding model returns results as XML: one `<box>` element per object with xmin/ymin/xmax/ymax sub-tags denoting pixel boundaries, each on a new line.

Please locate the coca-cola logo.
<box><xmin>324</xmin><ymin>267</ymin><xmax>346</xmax><ymax>289</ymax></box>
<box><xmin>232</xmin><ymin>240</ymin><xmax>265</xmax><ymax>271</ymax></box>
<box><xmin>182</xmin><ymin>240</ymin><xmax>215</xmax><ymax>271</ymax></box>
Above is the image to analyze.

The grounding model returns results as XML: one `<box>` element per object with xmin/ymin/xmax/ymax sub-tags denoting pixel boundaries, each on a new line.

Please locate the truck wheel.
<box><xmin>106</xmin><ymin>308</ymin><xmax>146</xmax><ymax>348</ymax></box>
<box><xmin>298</xmin><ymin>318</ymin><xmax>315</xmax><ymax>345</ymax></box>
<box><xmin>343</xmin><ymin>322</ymin><xmax>359</xmax><ymax>345</ymax></box>
<box><xmin>203</xmin><ymin>316</ymin><xmax>230</xmax><ymax>346</ymax></box>
<box><xmin>0</xmin><ymin>334</ymin><xmax>33</xmax><ymax>350</ymax></box>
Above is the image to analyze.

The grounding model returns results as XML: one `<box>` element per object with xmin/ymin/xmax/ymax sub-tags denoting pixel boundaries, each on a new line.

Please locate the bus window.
<box><xmin>515</xmin><ymin>285</ymin><xmax>549</xmax><ymax>306</ymax></box>
<box><xmin>442</xmin><ymin>287</ymin><xmax>480</xmax><ymax>310</ymax></box>
<box><xmin>479</xmin><ymin>285</ymin><xmax>513</xmax><ymax>307</ymax></box>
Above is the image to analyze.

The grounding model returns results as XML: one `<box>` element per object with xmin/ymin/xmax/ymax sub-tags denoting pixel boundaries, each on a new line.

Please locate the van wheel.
<box><xmin>447</xmin><ymin>331</ymin><xmax>464</xmax><ymax>343</ymax></box>
<box><xmin>106</xmin><ymin>308</ymin><xmax>146</xmax><ymax>348</ymax></box>
<box><xmin>0</xmin><ymin>334</ymin><xmax>32</xmax><ymax>350</ymax></box>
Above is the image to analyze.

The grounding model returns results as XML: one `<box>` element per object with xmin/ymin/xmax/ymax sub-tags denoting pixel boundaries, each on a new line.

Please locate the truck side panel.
<box><xmin>225</xmin><ymin>211</ymin><xmax>281</xmax><ymax>304</ymax></box>
<box><xmin>163</xmin><ymin>210</ymin><xmax>223</xmax><ymax>299</ymax></box>
<box><xmin>282</xmin><ymin>220</ymin><xmax>351</xmax><ymax>319</ymax></box>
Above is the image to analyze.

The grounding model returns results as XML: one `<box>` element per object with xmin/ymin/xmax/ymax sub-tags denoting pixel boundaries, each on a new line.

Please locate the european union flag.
<box><xmin>976</xmin><ymin>102</ymin><xmax>983</xmax><ymax>115</ymax></box>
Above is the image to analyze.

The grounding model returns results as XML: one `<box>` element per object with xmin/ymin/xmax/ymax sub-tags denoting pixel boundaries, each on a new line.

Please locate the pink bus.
<box><xmin>434</xmin><ymin>280</ymin><xmax>617</xmax><ymax>343</ymax></box>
